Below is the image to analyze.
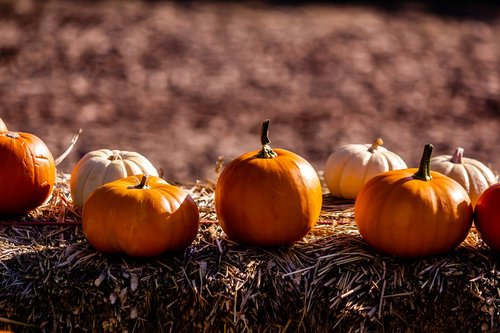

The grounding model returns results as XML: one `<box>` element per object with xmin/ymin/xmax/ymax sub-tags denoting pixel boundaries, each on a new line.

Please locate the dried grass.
<box><xmin>1</xmin><ymin>174</ymin><xmax>499</xmax><ymax>332</ymax></box>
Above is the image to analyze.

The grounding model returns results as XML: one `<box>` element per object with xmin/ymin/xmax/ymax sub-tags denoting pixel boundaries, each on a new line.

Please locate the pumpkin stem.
<box><xmin>451</xmin><ymin>147</ymin><xmax>464</xmax><ymax>164</ymax></box>
<box><xmin>128</xmin><ymin>175</ymin><xmax>149</xmax><ymax>189</ymax></box>
<box><xmin>109</xmin><ymin>152</ymin><xmax>122</xmax><ymax>161</ymax></box>
<box><xmin>256</xmin><ymin>119</ymin><xmax>278</xmax><ymax>159</ymax></box>
<box><xmin>413</xmin><ymin>144</ymin><xmax>433</xmax><ymax>181</ymax></box>
<box><xmin>368</xmin><ymin>138</ymin><xmax>384</xmax><ymax>153</ymax></box>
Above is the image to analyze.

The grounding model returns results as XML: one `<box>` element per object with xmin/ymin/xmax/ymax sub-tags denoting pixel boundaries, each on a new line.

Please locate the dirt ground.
<box><xmin>1</xmin><ymin>0</ymin><xmax>499</xmax><ymax>183</ymax></box>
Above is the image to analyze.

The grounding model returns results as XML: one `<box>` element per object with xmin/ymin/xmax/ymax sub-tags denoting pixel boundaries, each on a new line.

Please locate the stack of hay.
<box><xmin>0</xmin><ymin>174</ymin><xmax>498</xmax><ymax>332</ymax></box>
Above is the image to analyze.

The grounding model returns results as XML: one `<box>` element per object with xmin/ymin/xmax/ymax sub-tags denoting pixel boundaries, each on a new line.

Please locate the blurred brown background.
<box><xmin>1</xmin><ymin>0</ymin><xmax>499</xmax><ymax>182</ymax></box>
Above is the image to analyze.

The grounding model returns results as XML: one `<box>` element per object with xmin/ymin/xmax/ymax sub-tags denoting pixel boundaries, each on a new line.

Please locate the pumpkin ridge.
<box><xmin>104</xmin><ymin>159</ymin><xmax>126</xmax><ymax>183</ymax></box>
<box><xmin>122</xmin><ymin>159</ymin><xmax>142</xmax><ymax>175</ymax></box>
<box><xmin>117</xmin><ymin>188</ymin><xmax>143</xmax><ymax>254</ymax></box>
<box><xmin>21</xmin><ymin>136</ymin><xmax>37</xmax><ymax>188</ymax></box>
<box><xmin>464</xmin><ymin>162</ymin><xmax>479</xmax><ymax>187</ymax></box>
<box><xmin>467</xmin><ymin>159</ymin><xmax>496</xmax><ymax>183</ymax></box>
<box><xmin>340</xmin><ymin>149</ymin><xmax>366</xmax><ymax>198</ymax></box>
<box><xmin>156</xmin><ymin>187</ymin><xmax>185</xmax><ymax>212</ymax></box>
<box><xmin>329</xmin><ymin>156</ymin><xmax>347</xmax><ymax>198</ymax></box>
<box><xmin>356</xmin><ymin>173</ymin><xmax>397</xmax><ymax>250</ymax></box>
<box><xmin>275</xmin><ymin>158</ymin><xmax>312</xmax><ymax>240</ymax></box>
<box><xmin>464</xmin><ymin>163</ymin><xmax>487</xmax><ymax>204</ymax></box>
<box><xmin>361</xmin><ymin>151</ymin><xmax>379</xmax><ymax>189</ymax></box>
<box><xmin>75</xmin><ymin>160</ymin><xmax>105</xmax><ymax>205</ymax></box>
<box><xmin>27</xmin><ymin>134</ymin><xmax>55</xmax><ymax>207</ymax></box>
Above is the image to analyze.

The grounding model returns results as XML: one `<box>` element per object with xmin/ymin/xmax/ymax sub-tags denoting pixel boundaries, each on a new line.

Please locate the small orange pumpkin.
<box><xmin>0</xmin><ymin>118</ymin><xmax>7</xmax><ymax>131</ymax></box>
<box><xmin>355</xmin><ymin>144</ymin><xmax>473</xmax><ymax>258</ymax></box>
<box><xmin>215</xmin><ymin>120</ymin><xmax>322</xmax><ymax>246</ymax></box>
<box><xmin>82</xmin><ymin>174</ymin><xmax>199</xmax><ymax>257</ymax></box>
<box><xmin>0</xmin><ymin>131</ymin><xmax>56</xmax><ymax>215</ymax></box>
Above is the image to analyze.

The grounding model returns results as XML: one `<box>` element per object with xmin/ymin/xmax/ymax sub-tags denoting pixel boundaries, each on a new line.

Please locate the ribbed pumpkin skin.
<box><xmin>474</xmin><ymin>183</ymin><xmax>500</xmax><ymax>252</ymax></box>
<box><xmin>82</xmin><ymin>175</ymin><xmax>200</xmax><ymax>257</ymax></box>
<box><xmin>0</xmin><ymin>118</ymin><xmax>7</xmax><ymax>131</ymax></box>
<box><xmin>215</xmin><ymin>148</ymin><xmax>323</xmax><ymax>246</ymax></box>
<box><xmin>355</xmin><ymin>169</ymin><xmax>473</xmax><ymax>258</ymax></box>
<box><xmin>324</xmin><ymin>140</ymin><xmax>407</xmax><ymax>199</ymax></box>
<box><xmin>70</xmin><ymin>149</ymin><xmax>159</xmax><ymax>208</ymax></box>
<box><xmin>0</xmin><ymin>132</ymin><xmax>56</xmax><ymax>215</ymax></box>
<box><xmin>430</xmin><ymin>150</ymin><xmax>498</xmax><ymax>207</ymax></box>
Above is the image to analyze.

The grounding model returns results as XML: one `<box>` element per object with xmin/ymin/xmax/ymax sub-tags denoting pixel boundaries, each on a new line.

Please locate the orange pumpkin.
<box><xmin>474</xmin><ymin>183</ymin><xmax>500</xmax><ymax>251</ymax></box>
<box><xmin>215</xmin><ymin>120</ymin><xmax>322</xmax><ymax>246</ymax></box>
<box><xmin>0</xmin><ymin>118</ymin><xmax>7</xmax><ymax>131</ymax></box>
<box><xmin>82</xmin><ymin>174</ymin><xmax>199</xmax><ymax>257</ymax></box>
<box><xmin>355</xmin><ymin>144</ymin><xmax>473</xmax><ymax>258</ymax></box>
<box><xmin>0</xmin><ymin>131</ymin><xmax>56</xmax><ymax>215</ymax></box>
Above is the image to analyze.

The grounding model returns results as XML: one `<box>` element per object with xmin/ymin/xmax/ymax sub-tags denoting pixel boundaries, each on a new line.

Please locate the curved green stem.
<box><xmin>413</xmin><ymin>144</ymin><xmax>433</xmax><ymax>181</ymax></box>
<box><xmin>451</xmin><ymin>147</ymin><xmax>464</xmax><ymax>164</ymax></box>
<box><xmin>256</xmin><ymin>119</ymin><xmax>278</xmax><ymax>159</ymax></box>
<box><xmin>368</xmin><ymin>138</ymin><xmax>384</xmax><ymax>153</ymax></box>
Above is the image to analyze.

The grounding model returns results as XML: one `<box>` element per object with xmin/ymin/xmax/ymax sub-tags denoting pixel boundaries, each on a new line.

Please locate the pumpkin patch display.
<box><xmin>82</xmin><ymin>174</ymin><xmax>200</xmax><ymax>257</ymax></box>
<box><xmin>324</xmin><ymin>138</ymin><xmax>407</xmax><ymax>199</ymax></box>
<box><xmin>354</xmin><ymin>144</ymin><xmax>473</xmax><ymax>258</ymax></box>
<box><xmin>215</xmin><ymin>119</ymin><xmax>322</xmax><ymax>246</ymax></box>
<box><xmin>0</xmin><ymin>118</ymin><xmax>7</xmax><ymax>131</ymax></box>
<box><xmin>0</xmin><ymin>131</ymin><xmax>56</xmax><ymax>215</ymax></box>
<box><xmin>430</xmin><ymin>147</ymin><xmax>498</xmax><ymax>207</ymax></box>
<box><xmin>70</xmin><ymin>149</ymin><xmax>159</xmax><ymax>209</ymax></box>
<box><xmin>474</xmin><ymin>183</ymin><xmax>500</xmax><ymax>251</ymax></box>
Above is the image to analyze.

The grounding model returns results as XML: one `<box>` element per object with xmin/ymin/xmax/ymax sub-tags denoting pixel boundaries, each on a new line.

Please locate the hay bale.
<box><xmin>0</xmin><ymin>174</ymin><xmax>499</xmax><ymax>332</ymax></box>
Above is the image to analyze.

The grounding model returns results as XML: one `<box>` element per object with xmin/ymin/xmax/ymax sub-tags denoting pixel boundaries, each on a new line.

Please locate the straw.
<box><xmin>0</xmin><ymin>174</ymin><xmax>499</xmax><ymax>332</ymax></box>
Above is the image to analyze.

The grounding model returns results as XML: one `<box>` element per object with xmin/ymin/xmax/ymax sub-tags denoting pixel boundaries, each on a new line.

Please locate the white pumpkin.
<box><xmin>430</xmin><ymin>147</ymin><xmax>498</xmax><ymax>207</ymax></box>
<box><xmin>70</xmin><ymin>149</ymin><xmax>159</xmax><ymax>208</ymax></box>
<box><xmin>324</xmin><ymin>138</ymin><xmax>407</xmax><ymax>199</ymax></box>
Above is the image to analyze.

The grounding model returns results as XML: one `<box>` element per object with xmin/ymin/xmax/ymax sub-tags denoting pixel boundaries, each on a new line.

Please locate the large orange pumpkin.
<box><xmin>474</xmin><ymin>183</ymin><xmax>500</xmax><ymax>251</ymax></box>
<box><xmin>215</xmin><ymin>120</ymin><xmax>322</xmax><ymax>246</ymax></box>
<box><xmin>82</xmin><ymin>174</ymin><xmax>200</xmax><ymax>257</ymax></box>
<box><xmin>0</xmin><ymin>118</ymin><xmax>7</xmax><ymax>131</ymax></box>
<box><xmin>354</xmin><ymin>144</ymin><xmax>473</xmax><ymax>258</ymax></box>
<box><xmin>0</xmin><ymin>131</ymin><xmax>56</xmax><ymax>215</ymax></box>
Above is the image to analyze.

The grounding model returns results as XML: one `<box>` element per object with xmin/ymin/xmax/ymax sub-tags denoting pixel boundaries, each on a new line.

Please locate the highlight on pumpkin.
<box><xmin>323</xmin><ymin>137</ymin><xmax>407</xmax><ymax>200</ymax></box>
